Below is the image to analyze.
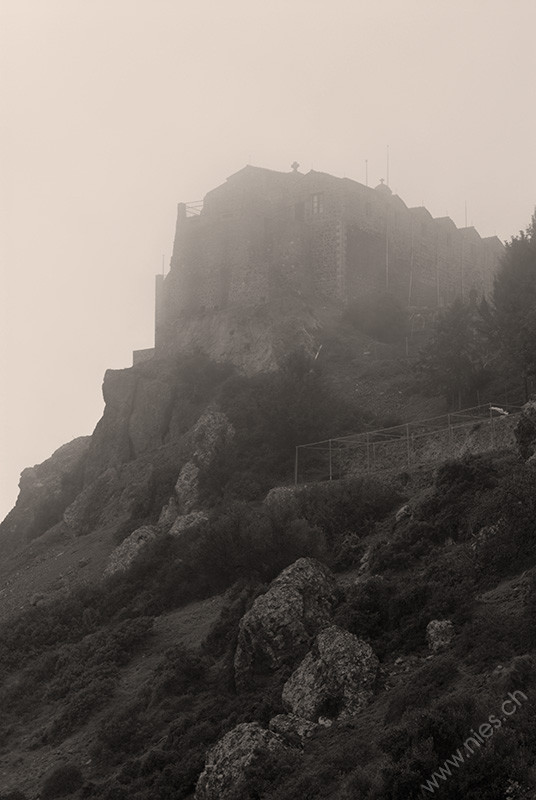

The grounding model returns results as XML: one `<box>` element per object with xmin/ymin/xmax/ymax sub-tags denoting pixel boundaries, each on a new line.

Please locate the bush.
<box><xmin>296</xmin><ymin>477</ymin><xmax>403</xmax><ymax>548</ymax></box>
<box><xmin>419</xmin><ymin>453</ymin><xmax>498</xmax><ymax>542</ymax></box>
<box><xmin>202</xmin><ymin>581</ymin><xmax>265</xmax><ymax>659</ymax></box>
<box><xmin>385</xmin><ymin>654</ymin><xmax>459</xmax><ymax>722</ymax></box>
<box><xmin>203</xmin><ymin>353</ymin><xmax>364</xmax><ymax>503</ymax></box>
<box><xmin>370</xmin><ymin>520</ymin><xmax>445</xmax><ymax>572</ymax></box>
<box><xmin>41</xmin><ymin>764</ymin><xmax>83</xmax><ymax>799</ymax></box>
<box><xmin>334</xmin><ymin>576</ymin><xmax>395</xmax><ymax>646</ymax></box>
<box><xmin>191</xmin><ymin>501</ymin><xmax>326</xmax><ymax>590</ymax></box>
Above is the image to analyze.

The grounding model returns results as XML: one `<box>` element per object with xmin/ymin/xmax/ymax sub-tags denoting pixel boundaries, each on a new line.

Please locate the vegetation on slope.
<box><xmin>417</xmin><ymin>212</ymin><xmax>536</xmax><ymax>408</ymax></box>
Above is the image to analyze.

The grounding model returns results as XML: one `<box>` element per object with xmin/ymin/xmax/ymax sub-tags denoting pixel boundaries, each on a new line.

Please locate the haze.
<box><xmin>1</xmin><ymin>0</ymin><xmax>535</xmax><ymax>521</ymax></box>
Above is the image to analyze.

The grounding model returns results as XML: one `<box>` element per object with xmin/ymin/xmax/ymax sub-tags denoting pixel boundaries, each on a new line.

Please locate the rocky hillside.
<box><xmin>3</xmin><ymin>333</ymin><xmax>536</xmax><ymax>799</ymax></box>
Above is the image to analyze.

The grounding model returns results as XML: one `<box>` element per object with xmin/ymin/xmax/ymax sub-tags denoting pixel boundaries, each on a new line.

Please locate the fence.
<box><xmin>294</xmin><ymin>402</ymin><xmax>524</xmax><ymax>485</ymax></box>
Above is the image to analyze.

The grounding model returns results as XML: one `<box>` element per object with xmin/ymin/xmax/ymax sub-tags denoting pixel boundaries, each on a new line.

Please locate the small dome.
<box><xmin>374</xmin><ymin>178</ymin><xmax>392</xmax><ymax>196</ymax></box>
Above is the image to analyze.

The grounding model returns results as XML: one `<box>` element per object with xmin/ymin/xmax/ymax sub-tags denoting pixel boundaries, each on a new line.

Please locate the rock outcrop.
<box><xmin>169</xmin><ymin>511</ymin><xmax>208</xmax><ymax>537</ymax></box>
<box><xmin>158</xmin><ymin>497</ymin><xmax>179</xmax><ymax>530</ymax></box>
<box><xmin>84</xmin><ymin>363</ymin><xmax>177</xmax><ymax>485</ymax></box>
<box><xmin>174</xmin><ymin>462</ymin><xmax>200</xmax><ymax>514</ymax></box>
<box><xmin>426</xmin><ymin>619</ymin><xmax>454</xmax><ymax>653</ymax></box>
<box><xmin>195</xmin><ymin>722</ymin><xmax>289</xmax><ymax>800</ymax></box>
<box><xmin>155</xmin><ymin>408</ymin><xmax>234</xmax><ymax>533</ymax></box>
<box><xmin>282</xmin><ymin>625</ymin><xmax>379</xmax><ymax>722</ymax></box>
<box><xmin>104</xmin><ymin>525</ymin><xmax>159</xmax><ymax>576</ymax></box>
<box><xmin>191</xmin><ymin>409</ymin><xmax>235</xmax><ymax>467</ymax></box>
<box><xmin>234</xmin><ymin>558</ymin><xmax>338</xmax><ymax>690</ymax></box>
<box><xmin>0</xmin><ymin>437</ymin><xmax>90</xmax><ymax>549</ymax></box>
<box><xmin>63</xmin><ymin>458</ymin><xmax>156</xmax><ymax>537</ymax></box>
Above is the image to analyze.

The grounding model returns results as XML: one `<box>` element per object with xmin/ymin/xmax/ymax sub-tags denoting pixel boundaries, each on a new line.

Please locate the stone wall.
<box><xmin>157</xmin><ymin>166</ymin><xmax>504</xmax><ymax>351</ymax></box>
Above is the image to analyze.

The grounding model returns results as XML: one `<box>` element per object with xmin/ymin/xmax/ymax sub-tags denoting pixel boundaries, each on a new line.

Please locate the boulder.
<box><xmin>514</xmin><ymin>400</ymin><xmax>536</xmax><ymax>461</ymax></box>
<box><xmin>104</xmin><ymin>525</ymin><xmax>159</xmax><ymax>576</ymax></box>
<box><xmin>269</xmin><ymin>714</ymin><xmax>318</xmax><ymax>746</ymax></box>
<box><xmin>282</xmin><ymin>625</ymin><xmax>379</xmax><ymax>722</ymax></box>
<box><xmin>426</xmin><ymin>619</ymin><xmax>454</xmax><ymax>653</ymax></box>
<box><xmin>195</xmin><ymin>722</ymin><xmax>288</xmax><ymax>800</ymax></box>
<box><xmin>169</xmin><ymin>511</ymin><xmax>208</xmax><ymax>537</ymax></box>
<box><xmin>234</xmin><ymin>558</ymin><xmax>337</xmax><ymax>690</ymax></box>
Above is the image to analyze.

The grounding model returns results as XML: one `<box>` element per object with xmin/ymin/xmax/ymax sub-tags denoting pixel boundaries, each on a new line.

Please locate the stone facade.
<box><xmin>155</xmin><ymin>165</ymin><xmax>504</xmax><ymax>350</ymax></box>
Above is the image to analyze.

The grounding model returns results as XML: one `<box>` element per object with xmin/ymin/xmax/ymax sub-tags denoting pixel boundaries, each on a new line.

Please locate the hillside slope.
<box><xmin>3</xmin><ymin>316</ymin><xmax>536</xmax><ymax>799</ymax></box>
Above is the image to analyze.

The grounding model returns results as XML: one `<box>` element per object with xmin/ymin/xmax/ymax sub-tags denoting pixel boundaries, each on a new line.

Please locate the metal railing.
<box><xmin>185</xmin><ymin>201</ymin><xmax>204</xmax><ymax>217</ymax></box>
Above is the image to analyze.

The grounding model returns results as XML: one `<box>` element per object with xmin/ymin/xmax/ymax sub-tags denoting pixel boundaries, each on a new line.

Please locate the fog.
<box><xmin>1</xmin><ymin>0</ymin><xmax>535</xmax><ymax>520</ymax></box>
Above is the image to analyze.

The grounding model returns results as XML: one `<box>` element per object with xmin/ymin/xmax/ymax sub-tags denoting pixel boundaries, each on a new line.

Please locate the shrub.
<box><xmin>202</xmin><ymin>581</ymin><xmax>266</xmax><ymax>659</ymax></box>
<box><xmin>419</xmin><ymin>453</ymin><xmax>498</xmax><ymax>542</ymax></box>
<box><xmin>370</xmin><ymin>520</ymin><xmax>445</xmax><ymax>572</ymax></box>
<box><xmin>205</xmin><ymin>355</ymin><xmax>364</xmax><ymax>502</ymax></box>
<box><xmin>385</xmin><ymin>654</ymin><xmax>459</xmax><ymax>722</ymax></box>
<box><xmin>41</xmin><ymin>764</ymin><xmax>83</xmax><ymax>799</ymax></box>
<box><xmin>334</xmin><ymin>576</ymin><xmax>395</xmax><ymax>644</ymax></box>
<box><xmin>296</xmin><ymin>477</ymin><xmax>403</xmax><ymax>547</ymax></box>
<box><xmin>191</xmin><ymin>501</ymin><xmax>326</xmax><ymax>590</ymax></box>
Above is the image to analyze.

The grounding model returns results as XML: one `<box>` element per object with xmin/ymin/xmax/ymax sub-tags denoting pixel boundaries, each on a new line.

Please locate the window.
<box><xmin>311</xmin><ymin>193</ymin><xmax>324</xmax><ymax>215</ymax></box>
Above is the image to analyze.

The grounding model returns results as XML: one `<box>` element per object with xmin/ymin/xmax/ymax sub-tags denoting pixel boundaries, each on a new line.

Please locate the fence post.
<box><xmin>329</xmin><ymin>440</ymin><xmax>333</xmax><ymax>481</ymax></box>
<box><xmin>448</xmin><ymin>414</ymin><xmax>453</xmax><ymax>452</ymax></box>
<box><xmin>294</xmin><ymin>446</ymin><xmax>299</xmax><ymax>486</ymax></box>
<box><xmin>366</xmin><ymin>433</ymin><xmax>370</xmax><ymax>471</ymax></box>
<box><xmin>406</xmin><ymin>423</ymin><xmax>411</xmax><ymax>467</ymax></box>
<box><xmin>489</xmin><ymin>404</ymin><xmax>495</xmax><ymax>448</ymax></box>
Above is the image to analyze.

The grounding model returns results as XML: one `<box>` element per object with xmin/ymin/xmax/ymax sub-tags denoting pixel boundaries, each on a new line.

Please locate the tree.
<box><xmin>492</xmin><ymin>211</ymin><xmax>536</xmax><ymax>399</ymax></box>
<box><xmin>416</xmin><ymin>298</ymin><xmax>489</xmax><ymax>408</ymax></box>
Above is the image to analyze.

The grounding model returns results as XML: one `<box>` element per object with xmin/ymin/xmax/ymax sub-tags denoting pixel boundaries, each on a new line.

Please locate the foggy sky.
<box><xmin>1</xmin><ymin>0</ymin><xmax>535</xmax><ymax>520</ymax></box>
